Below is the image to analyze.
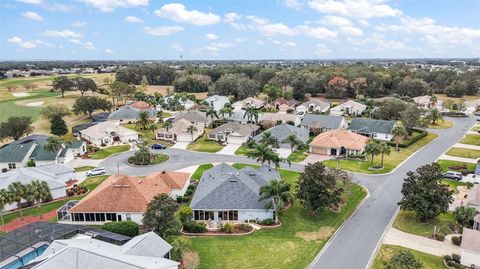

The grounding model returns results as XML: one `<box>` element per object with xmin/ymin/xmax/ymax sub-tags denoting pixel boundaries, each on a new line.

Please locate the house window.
<box><xmin>106</xmin><ymin>213</ymin><xmax>117</xmax><ymax>221</ymax></box>
<box><xmin>205</xmin><ymin>211</ymin><xmax>214</xmax><ymax>221</ymax></box>
<box><xmin>126</xmin><ymin>214</ymin><xmax>131</xmax><ymax>221</ymax></box>
<box><xmin>8</xmin><ymin>163</ymin><xmax>16</xmax><ymax>169</ymax></box>
<box><xmin>228</xmin><ymin>211</ymin><xmax>238</xmax><ymax>221</ymax></box>
<box><xmin>218</xmin><ymin>211</ymin><xmax>228</xmax><ymax>221</ymax></box>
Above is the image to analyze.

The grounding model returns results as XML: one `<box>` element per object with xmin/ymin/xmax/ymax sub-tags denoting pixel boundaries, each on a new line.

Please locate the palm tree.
<box><xmin>427</xmin><ymin>108</ymin><xmax>443</xmax><ymax>125</ymax></box>
<box><xmin>244</xmin><ymin>107</ymin><xmax>259</xmax><ymax>123</ymax></box>
<box><xmin>219</xmin><ymin>107</ymin><xmax>233</xmax><ymax>122</ymax></box>
<box><xmin>379</xmin><ymin>142</ymin><xmax>391</xmax><ymax>166</ymax></box>
<box><xmin>392</xmin><ymin>125</ymin><xmax>406</xmax><ymax>151</ymax></box>
<box><xmin>43</xmin><ymin>136</ymin><xmax>63</xmax><ymax>153</ymax></box>
<box><xmin>287</xmin><ymin>134</ymin><xmax>300</xmax><ymax>151</ymax></box>
<box><xmin>260</xmin><ymin>132</ymin><xmax>278</xmax><ymax>148</ymax></box>
<box><xmin>259</xmin><ymin>179</ymin><xmax>294</xmax><ymax>224</ymax></box>
<box><xmin>430</xmin><ymin>95</ymin><xmax>438</xmax><ymax>107</ymax></box>
<box><xmin>0</xmin><ymin>189</ymin><xmax>11</xmax><ymax>227</ymax></box>
<box><xmin>206</xmin><ymin>107</ymin><xmax>219</xmax><ymax>123</ymax></box>
<box><xmin>136</xmin><ymin>111</ymin><xmax>153</xmax><ymax>130</ymax></box>
<box><xmin>163</xmin><ymin>121</ymin><xmax>173</xmax><ymax>132</ymax></box>
<box><xmin>186</xmin><ymin>125</ymin><xmax>198</xmax><ymax>141</ymax></box>
<box><xmin>247</xmin><ymin>143</ymin><xmax>277</xmax><ymax>166</ymax></box>
<box><xmin>31</xmin><ymin>180</ymin><xmax>51</xmax><ymax>218</ymax></box>
<box><xmin>7</xmin><ymin>182</ymin><xmax>26</xmax><ymax>219</ymax></box>
<box><xmin>364</xmin><ymin>140</ymin><xmax>381</xmax><ymax>167</ymax></box>
<box><xmin>148</xmin><ymin>123</ymin><xmax>157</xmax><ymax>134</ymax></box>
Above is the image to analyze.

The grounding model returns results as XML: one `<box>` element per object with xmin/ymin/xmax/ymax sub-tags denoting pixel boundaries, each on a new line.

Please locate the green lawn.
<box><xmin>124</xmin><ymin>123</ymin><xmax>161</xmax><ymax>142</ymax></box>
<box><xmin>372</xmin><ymin>244</ymin><xmax>446</xmax><ymax>269</ymax></box>
<box><xmin>150</xmin><ymin>153</ymin><xmax>170</xmax><ymax>164</ymax></box>
<box><xmin>436</xmin><ymin>159</ymin><xmax>476</xmax><ymax>172</ymax></box>
<box><xmin>89</xmin><ymin>145</ymin><xmax>130</xmax><ymax>159</ymax></box>
<box><xmin>190</xmin><ymin>163</ymin><xmax>368</xmax><ymax>269</ymax></box>
<box><xmin>187</xmin><ymin>132</ymin><xmax>224</xmax><ymax>153</ymax></box>
<box><xmin>459</xmin><ymin>134</ymin><xmax>480</xmax><ymax>146</ymax></box>
<box><xmin>79</xmin><ymin>175</ymin><xmax>109</xmax><ymax>191</ymax></box>
<box><xmin>190</xmin><ymin>164</ymin><xmax>214</xmax><ymax>180</ymax></box>
<box><xmin>288</xmin><ymin>149</ymin><xmax>308</xmax><ymax>163</ymax></box>
<box><xmin>234</xmin><ymin>145</ymin><xmax>249</xmax><ymax>156</ymax></box>
<box><xmin>0</xmin><ymin>90</ymin><xmax>60</xmax><ymax>123</ymax></box>
<box><xmin>428</xmin><ymin>119</ymin><xmax>453</xmax><ymax>129</ymax></box>
<box><xmin>393</xmin><ymin>210</ymin><xmax>456</xmax><ymax>237</ymax></box>
<box><xmin>442</xmin><ymin>179</ymin><xmax>470</xmax><ymax>194</ymax></box>
<box><xmin>324</xmin><ymin>133</ymin><xmax>438</xmax><ymax>174</ymax></box>
<box><xmin>74</xmin><ymin>166</ymin><xmax>95</xmax><ymax>172</ymax></box>
<box><xmin>471</xmin><ymin>125</ymin><xmax>480</xmax><ymax>132</ymax></box>
<box><xmin>445</xmin><ymin>147</ymin><xmax>480</xmax><ymax>159</ymax></box>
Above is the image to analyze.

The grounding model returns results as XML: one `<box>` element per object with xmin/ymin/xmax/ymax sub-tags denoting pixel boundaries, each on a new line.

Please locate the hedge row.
<box><xmin>387</xmin><ymin>129</ymin><xmax>428</xmax><ymax>148</ymax></box>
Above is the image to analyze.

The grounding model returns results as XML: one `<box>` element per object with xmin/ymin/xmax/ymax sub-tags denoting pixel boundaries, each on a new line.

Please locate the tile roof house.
<box><xmin>108</xmin><ymin>101</ymin><xmax>157</xmax><ymax>123</ymax></box>
<box><xmin>253</xmin><ymin>124</ymin><xmax>309</xmax><ymax>150</ymax></box>
<box><xmin>0</xmin><ymin>164</ymin><xmax>74</xmax><ymax>210</ymax></box>
<box><xmin>204</xmin><ymin>95</ymin><xmax>230</xmax><ymax>111</ymax></box>
<box><xmin>156</xmin><ymin>119</ymin><xmax>204</xmax><ymax>142</ymax></box>
<box><xmin>348</xmin><ymin>118</ymin><xmax>396</xmax><ymax>141</ymax></box>
<box><xmin>300</xmin><ymin>114</ymin><xmax>347</xmax><ymax>133</ymax></box>
<box><xmin>33</xmin><ymin>232</ymin><xmax>179</xmax><ymax>269</ymax></box>
<box><xmin>0</xmin><ymin>135</ymin><xmax>85</xmax><ymax>170</ymax></box>
<box><xmin>232</xmin><ymin>97</ymin><xmax>265</xmax><ymax>110</ymax></box>
<box><xmin>330</xmin><ymin>100</ymin><xmax>367</xmax><ymax>116</ymax></box>
<box><xmin>60</xmin><ymin>171</ymin><xmax>190</xmax><ymax>224</ymax></box>
<box><xmin>260</xmin><ymin>112</ymin><xmax>301</xmax><ymax>127</ymax></box>
<box><xmin>79</xmin><ymin>122</ymin><xmax>139</xmax><ymax>146</ymax></box>
<box><xmin>266</xmin><ymin>98</ymin><xmax>298</xmax><ymax>113</ymax></box>
<box><xmin>208</xmin><ymin>122</ymin><xmax>260</xmax><ymax>145</ymax></box>
<box><xmin>295</xmin><ymin>99</ymin><xmax>330</xmax><ymax>114</ymax></box>
<box><xmin>190</xmin><ymin>163</ymin><xmax>280</xmax><ymax>222</ymax></box>
<box><xmin>309</xmin><ymin>129</ymin><xmax>369</xmax><ymax>156</ymax></box>
<box><xmin>460</xmin><ymin>228</ymin><xmax>480</xmax><ymax>268</ymax></box>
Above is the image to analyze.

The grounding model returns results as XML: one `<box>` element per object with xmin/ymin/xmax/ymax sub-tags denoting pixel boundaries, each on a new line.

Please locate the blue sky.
<box><xmin>1</xmin><ymin>0</ymin><xmax>479</xmax><ymax>60</ymax></box>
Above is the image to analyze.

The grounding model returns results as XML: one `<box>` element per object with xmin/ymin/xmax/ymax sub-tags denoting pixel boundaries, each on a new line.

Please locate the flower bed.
<box><xmin>182</xmin><ymin>222</ymin><xmax>255</xmax><ymax>236</ymax></box>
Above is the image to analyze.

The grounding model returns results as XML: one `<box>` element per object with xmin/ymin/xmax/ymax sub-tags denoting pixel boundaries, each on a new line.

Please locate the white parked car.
<box><xmin>86</xmin><ymin>167</ymin><xmax>106</xmax><ymax>177</ymax></box>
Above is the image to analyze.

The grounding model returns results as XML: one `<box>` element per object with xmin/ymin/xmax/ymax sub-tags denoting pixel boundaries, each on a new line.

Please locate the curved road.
<box><xmin>100</xmin><ymin>116</ymin><xmax>475</xmax><ymax>269</ymax></box>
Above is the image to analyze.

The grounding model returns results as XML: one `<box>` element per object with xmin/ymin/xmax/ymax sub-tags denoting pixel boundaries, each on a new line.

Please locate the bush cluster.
<box><xmin>451</xmin><ymin>236</ymin><xmax>462</xmax><ymax>246</ymax></box>
<box><xmin>183</xmin><ymin>221</ymin><xmax>206</xmax><ymax>233</ymax></box>
<box><xmin>102</xmin><ymin>221</ymin><xmax>139</xmax><ymax>237</ymax></box>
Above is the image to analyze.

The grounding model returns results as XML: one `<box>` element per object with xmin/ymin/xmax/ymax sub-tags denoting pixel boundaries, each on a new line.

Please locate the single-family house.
<box><xmin>266</xmin><ymin>98</ymin><xmax>297</xmax><ymax>113</ymax></box>
<box><xmin>208</xmin><ymin>122</ymin><xmax>260</xmax><ymax>144</ymax></box>
<box><xmin>79</xmin><ymin>122</ymin><xmax>139</xmax><ymax>146</ymax></box>
<box><xmin>163</xmin><ymin>95</ymin><xmax>196</xmax><ymax>110</ymax></box>
<box><xmin>58</xmin><ymin>171</ymin><xmax>190</xmax><ymax>225</ymax></box>
<box><xmin>460</xmin><ymin>228</ymin><xmax>480</xmax><ymax>268</ymax></box>
<box><xmin>413</xmin><ymin>95</ymin><xmax>440</xmax><ymax>109</ymax></box>
<box><xmin>348</xmin><ymin>118</ymin><xmax>395</xmax><ymax>141</ymax></box>
<box><xmin>253</xmin><ymin>124</ymin><xmax>309</xmax><ymax>150</ymax></box>
<box><xmin>156</xmin><ymin>119</ymin><xmax>204</xmax><ymax>142</ymax></box>
<box><xmin>467</xmin><ymin>185</ymin><xmax>480</xmax><ymax>211</ymax></box>
<box><xmin>225</xmin><ymin>109</ymin><xmax>249</xmax><ymax>124</ymax></box>
<box><xmin>232</xmin><ymin>97</ymin><xmax>265</xmax><ymax>110</ymax></box>
<box><xmin>72</xmin><ymin>122</ymin><xmax>98</xmax><ymax>137</ymax></box>
<box><xmin>204</xmin><ymin>95</ymin><xmax>230</xmax><ymax>111</ymax></box>
<box><xmin>300</xmin><ymin>114</ymin><xmax>347</xmax><ymax>133</ymax></box>
<box><xmin>0</xmin><ymin>135</ymin><xmax>85</xmax><ymax>170</ymax></box>
<box><xmin>108</xmin><ymin>101</ymin><xmax>156</xmax><ymax>123</ymax></box>
<box><xmin>330</xmin><ymin>100</ymin><xmax>367</xmax><ymax>116</ymax></box>
<box><xmin>0</xmin><ymin>164</ymin><xmax>74</xmax><ymax>210</ymax></box>
<box><xmin>190</xmin><ymin>163</ymin><xmax>280</xmax><ymax>222</ymax></box>
<box><xmin>172</xmin><ymin>110</ymin><xmax>211</xmax><ymax>126</ymax></box>
<box><xmin>296</xmin><ymin>99</ymin><xmax>330</xmax><ymax>114</ymax></box>
<box><xmin>33</xmin><ymin>231</ymin><xmax>179</xmax><ymax>269</ymax></box>
<box><xmin>260</xmin><ymin>112</ymin><xmax>301</xmax><ymax>127</ymax></box>
<box><xmin>309</xmin><ymin>129</ymin><xmax>369</xmax><ymax>156</ymax></box>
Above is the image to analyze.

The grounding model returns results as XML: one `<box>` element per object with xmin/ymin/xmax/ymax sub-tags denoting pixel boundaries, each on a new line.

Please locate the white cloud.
<box><xmin>224</xmin><ymin>12</ymin><xmax>241</xmax><ymax>23</ymax></box>
<box><xmin>298</xmin><ymin>25</ymin><xmax>338</xmax><ymax>39</ymax></box>
<box><xmin>307</xmin><ymin>0</ymin><xmax>402</xmax><ymax>19</ymax></box>
<box><xmin>8</xmin><ymin>36</ymin><xmax>22</xmax><ymax>43</ymax></box>
<box><xmin>125</xmin><ymin>15</ymin><xmax>143</xmax><ymax>23</ymax></box>
<box><xmin>339</xmin><ymin>26</ymin><xmax>363</xmax><ymax>36</ymax></box>
<box><xmin>83</xmin><ymin>41</ymin><xmax>95</xmax><ymax>50</ymax></box>
<box><xmin>320</xmin><ymin>15</ymin><xmax>352</xmax><ymax>26</ymax></box>
<box><xmin>34</xmin><ymin>39</ymin><xmax>55</xmax><ymax>47</ymax></box>
<box><xmin>43</xmin><ymin>29</ymin><xmax>82</xmax><ymax>38</ymax></box>
<box><xmin>104</xmin><ymin>48</ymin><xmax>113</xmax><ymax>54</ymax></box>
<box><xmin>247</xmin><ymin>16</ymin><xmax>296</xmax><ymax>36</ymax></box>
<box><xmin>205</xmin><ymin>42</ymin><xmax>235</xmax><ymax>52</ymax></box>
<box><xmin>205</xmin><ymin>33</ymin><xmax>219</xmax><ymax>40</ymax></box>
<box><xmin>257</xmin><ymin>40</ymin><xmax>265</xmax><ymax>45</ymax></box>
<box><xmin>272</xmin><ymin>40</ymin><xmax>281</xmax><ymax>45</ymax></box>
<box><xmin>154</xmin><ymin>3</ymin><xmax>220</xmax><ymax>26</ymax></box>
<box><xmin>16</xmin><ymin>0</ymin><xmax>42</xmax><ymax>4</ymax></box>
<box><xmin>79</xmin><ymin>0</ymin><xmax>149</xmax><ymax>12</ymax></box>
<box><xmin>315</xmin><ymin>43</ymin><xmax>331</xmax><ymax>54</ymax></box>
<box><xmin>19</xmin><ymin>41</ymin><xmax>37</xmax><ymax>49</ymax></box>
<box><xmin>71</xmin><ymin>21</ymin><xmax>87</xmax><ymax>27</ymax></box>
<box><xmin>22</xmin><ymin>11</ymin><xmax>43</xmax><ymax>21</ymax></box>
<box><xmin>143</xmin><ymin>26</ymin><xmax>184</xmax><ymax>36</ymax></box>
<box><xmin>234</xmin><ymin>37</ymin><xmax>248</xmax><ymax>43</ymax></box>
<box><xmin>283</xmin><ymin>0</ymin><xmax>305</xmax><ymax>10</ymax></box>
<box><xmin>171</xmin><ymin>43</ymin><xmax>183</xmax><ymax>51</ymax></box>
<box><xmin>17</xmin><ymin>0</ymin><xmax>74</xmax><ymax>12</ymax></box>
<box><xmin>285</xmin><ymin>41</ymin><xmax>297</xmax><ymax>46</ymax></box>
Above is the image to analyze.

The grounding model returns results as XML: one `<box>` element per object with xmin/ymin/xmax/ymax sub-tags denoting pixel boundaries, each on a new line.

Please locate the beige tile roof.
<box><xmin>309</xmin><ymin>129</ymin><xmax>368</xmax><ymax>150</ymax></box>
<box><xmin>130</xmin><ymin>101</ymin><xmax>150</xmax><ymax>110</ymax></box>
<box><xmin>461</xmin><ymin>228</ymin><xmax>480</xmax><ymax>253</ymax></box>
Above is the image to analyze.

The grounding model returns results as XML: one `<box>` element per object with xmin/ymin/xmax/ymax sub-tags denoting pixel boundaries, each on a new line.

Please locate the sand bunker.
<box><xmin>11</xmin><ymin>92</ymin><xmax>30</xmax><ymax>97</ymax></box>
<box><xmin>25</xmin><ymin>101</ymin><xmax>44</xmax><ymax>107</ymax></box>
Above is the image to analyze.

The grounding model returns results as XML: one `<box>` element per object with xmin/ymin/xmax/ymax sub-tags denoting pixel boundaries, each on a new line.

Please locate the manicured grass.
<box><xmin>459</xmin><ymin>134</ymin><xmax>480</xmax><ymax>146</ymax></box>
<box><xmin>288</xmin><ymin>149</ymin><xmax>308</xmax><ymax>163</ymax></box>
<box><xmin>436</xmin><ymin>159</ymin><xmax>476</xmax><ymax>172</ymax></box>
<box><xmin>372</xmin><ymin>244</ymin><xmax>446</xmax><ymax>269</ymax></box>
<box><xmin>74</xmin><ymin>166</ymin><xmax>95</xmax><ymax>172</ymax></box>
<box><xmin>471</xmin><ymin>125</ymin><xmax>480</xmax><ymax>132</ymax></box>
<box><xmin>89</xmin><ymin>145</ymin><xmax>130</xmax><ymax>159</ymax></box>
<box><xmin>190</xmin><ymin>163</ymin><xmax>368</xmax><ymax>269</ymax></box>
<box><xmin>0</xmin><ymin>90</ymin><xmax>60</xmax><ymax>123</ymax></box>
<box><xmin>234</xmin><ymin>145</ymin><xmax>249</xmax><ymax>156</ymax></box>
<box><xmin>124</xmin><ymin>123</ymin><xmax>161</xmax><ymax>142</ymax></box>
<box><xmin>324</xmin><ymin>133</ymin><xmax>438</xmax><ymax>174</ymax></box>
<box><xmin>393</xmin><ymin>210</ymin><xmax>456</xmax><ymax>237</ymax></box>
<box><xmin>190</xmin><ymin>164</ymin><xmax>214</xmax><ymax>180</ymax></box>
<box><xmin>442</xmin><ymin>179</ymin><xmax>470</xmax><ymax>194</ymax></box>
<box><xmin>187</xmin><ymin>132</ymin><xmax>224</xmax><ymax>153</ymax></box>
<box><xmin>150</xmin><ymin>153</ymin><xmax>170</xmax><ymax>164</ymax></box>
<box><xmin>445</xmin><ymin>147</ymin><xmax>480</xmax><ymax>159</ymax></box>
<box><xmin>428</xmin><ymin>119</ymin><xmax>453</xmax><ymax>129</ymax></box>
<box><xmin>79</xmin><ymin>175</ymin><xmax>109</xmax><ymax>191</ymax></box>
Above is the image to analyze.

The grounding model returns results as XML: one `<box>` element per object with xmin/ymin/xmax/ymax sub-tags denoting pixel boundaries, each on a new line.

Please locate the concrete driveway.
<box><xmin>274</xmin><ymin>148</ymin><xmax>292</xmax><ymax>158</ymax></box>
<box><xmin>302</xmin><ymin>154</ymin><xmax>334</xmax><ymax>165</ymax></box>
<box><xmin>171</xmin><ymin>141</ymin><xmax>190</xmax><ymax>149</ymax></box>
<box><xmin>217</xmin><ymin>144</ymin><xmax>241</xmax><ymax>155</ymax></box>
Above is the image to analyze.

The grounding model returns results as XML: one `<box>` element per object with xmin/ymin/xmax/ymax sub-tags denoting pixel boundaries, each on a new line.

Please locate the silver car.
<box><xmin>86</xmin><ymin>167</ymin><xmax>106</xmax><ymax>177</ymax></box>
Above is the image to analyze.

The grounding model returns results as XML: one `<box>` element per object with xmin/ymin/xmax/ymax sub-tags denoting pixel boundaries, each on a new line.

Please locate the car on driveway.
<box><xmin>151</xmin><ymin>143</ymin><xmax>166</xmax><ymax>150</ymax></box>
<box><xmin>86</xmin><ymin>167</ymin><xmax>106</xmax><ymax>177</ymax></box>
<box><xmin>443</xmin><ymin>171</ymin><xmax>463</xmax><ymax>181</ymax></box>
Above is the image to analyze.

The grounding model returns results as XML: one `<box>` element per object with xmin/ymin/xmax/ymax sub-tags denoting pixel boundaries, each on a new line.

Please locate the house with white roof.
<box><xmin>204</xmin><ymin>95</ymin><xmax>230</xmax><ymax>111</ymax></box>
<box><xmin>295</xmin><ymin>99</ymin><xmax>330</xmax><ymax>114</ymax></box>
<box><xmin>79</xmin><ymin>122</ymin><xmax>139</xmax><ymax>146</ymax></box>
<box><xmin>232</xmin><ymin>97</ymin><xmax>265</xmax><ymax>110</ymax></box>
<box><xmin>208</xmin><ymin>122</ymin><xmax>260</xmax><ymax>144</ymax></box>
<box><xmin>330</xmin><ymin>100</ymin><xmax>367</xmax><ymax>116</ymax></box>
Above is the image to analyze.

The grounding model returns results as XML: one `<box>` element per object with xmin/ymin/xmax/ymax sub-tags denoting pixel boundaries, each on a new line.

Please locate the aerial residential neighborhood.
<box><xmin>0</xmin><ymin>1</ymin><xmax>480</xmax><ymax>269</ymax></box>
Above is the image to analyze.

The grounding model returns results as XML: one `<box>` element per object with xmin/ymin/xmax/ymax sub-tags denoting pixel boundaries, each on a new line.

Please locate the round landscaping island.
<box><xmin>127</xmin><ymin>153</ymin><xmax>170</xmax><ymax>166</ymax></box>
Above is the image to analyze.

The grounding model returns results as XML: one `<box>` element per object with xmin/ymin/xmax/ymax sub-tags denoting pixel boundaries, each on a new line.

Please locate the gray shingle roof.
<box><xmin>209</xmin><ymin>122</ymin><xmax>259</xmax><ymax>137</ymax></box>
<box><xmin>348</xmin><ymin>118</ymin><xmax>395</xmax><ymax>135</ymax></box>
<box><xmin>253</xmin><ymin>124</ymin><xmax>309</xmax><ymax>144</ymax></box>
<box><xmin>190</xmin><ymin>163</ymin><xmax>280</xmax><ymax>210</ymax></box>
<box><xmin>300</xmin><ymin>114</ymin><xmax>345</xmax><ymax>130</ymax></box>
<box><xmin>172</xmin><ymin>111</ymin><xmax>207</xmax><ymax>123</ymax></box>
<box><xmin>225</xmin><ymin>109</ymin><xmax>248</xmax><ymax>123</ymax></box>
<box><xmin>108</xmin><ymin>106</ymin><xmax>156</xmax><ymax>121</ymax></box>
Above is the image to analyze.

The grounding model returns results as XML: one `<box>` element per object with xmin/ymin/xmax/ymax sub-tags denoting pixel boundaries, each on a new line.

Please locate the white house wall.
<box><xmin>461</xmin><ymin>249</ymin><xmax>480</xmax><ymax>268</ymax></box>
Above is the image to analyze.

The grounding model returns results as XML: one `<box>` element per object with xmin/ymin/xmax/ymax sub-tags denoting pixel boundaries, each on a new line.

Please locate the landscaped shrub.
<box><xmin>27</xmin><ymin>159</ymin><xmax>36</xmax><ymax>167</ymax></box>
<box><xmin>448</xmin><ymin>165</ymin><xmax>468</xmax><ymax>171</ymax></box>
<box><xmin>452</xmin><ymin>254</ymin><xmax>461</xmax><ymax>263</ymax></box>
<box><xmin>451</xmin><ymin>236</ymin><xmax>462</xmax><ymax>246</ymax></box>
<box><xmin>261</xmin><ymin>218</ymin><xmax>274</xmax><ymax>225</ymax></box>
<box><xmin>102</xmin><ymin>221</ymin><xmax>139</xmax><ymax>237</ymax></box>
<box><xmin>444</xmin><ymin>255</ymin><xmax>452</xmax><ymax>262</ymax></box>
<box><xmin>178</xmin><ymin>206</ymin><xmax>193</xmax><ymax>224</ymax></box>
<box><xmin>182</xmin><ymin>196</ymin><xmax>190</xmax><ymax>202</ymax></box>
<box><xmin>176</xmin><ymin>196</ymin><xmax>183</xmax><ymax>203</ymax></box>
<box><xmin>435</xmin><ymin>233</ymin><xmax>445</xmax><ymax>241</ymax></box>
<box><xmin>387</xmin><ymin>129</ymin><xmax>427</xmax><ymax>148</ymax></box>
<box><xmin>183</xmin><ymin>221</ymin><xmax>206</xmax><ymax>233</ymax></box>
<box><xmin>222</xmin><ymin>223</ymin><xmax>233</xmax><ymax>234</ymax></box>
<box><xmin>234</xmin><ymin>224</ymin><xmax>252</xmax><ymax>233</ymax></box>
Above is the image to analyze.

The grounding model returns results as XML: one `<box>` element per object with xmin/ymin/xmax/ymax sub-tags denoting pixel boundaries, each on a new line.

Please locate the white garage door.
<box><xmin>227</xmin><ymin>136</ymin><xmax>246</xmax><ymax>145</ymax></box>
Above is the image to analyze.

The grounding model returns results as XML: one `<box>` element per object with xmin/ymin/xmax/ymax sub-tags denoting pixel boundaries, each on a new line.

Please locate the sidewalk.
<box><xmin>383</xmin><ymin>228</ymin><xmax>461</xmax><ymax>256</ymax></box>
<box><xmin>454</xmin><ymin>143</ymin><xmax>480</xmax><ymax>150</ymax></box>
<box><xmin>438</xmin><ymin>154</ymin><xmax>478</xmax><ymax>163</ymax></box>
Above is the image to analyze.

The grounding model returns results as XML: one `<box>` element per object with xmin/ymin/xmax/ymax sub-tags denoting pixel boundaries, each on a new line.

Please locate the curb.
<box><xmin>307</xmin><ymin>185</ymin><xmax>371</xmax><ymax>269</ymax></box>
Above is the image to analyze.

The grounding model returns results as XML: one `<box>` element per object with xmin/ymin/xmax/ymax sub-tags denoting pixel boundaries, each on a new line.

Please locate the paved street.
<box><xmin>99</xmin><ymin>116</ymin><xmax>476</xmax><ymax>269</ymax></box>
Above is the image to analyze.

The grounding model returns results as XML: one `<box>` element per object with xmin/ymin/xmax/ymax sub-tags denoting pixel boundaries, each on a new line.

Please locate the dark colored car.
<box><xmin>151</xmin><ymin>143</ymin><xmax>166</xmax><ymax>150</ymax></box>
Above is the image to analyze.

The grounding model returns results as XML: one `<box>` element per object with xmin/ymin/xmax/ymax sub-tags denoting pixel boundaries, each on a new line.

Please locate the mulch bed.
<box><xmin>0</xmin><ymin>210</ymin><xmax>57</xmax><ymax>232</ymax></box>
